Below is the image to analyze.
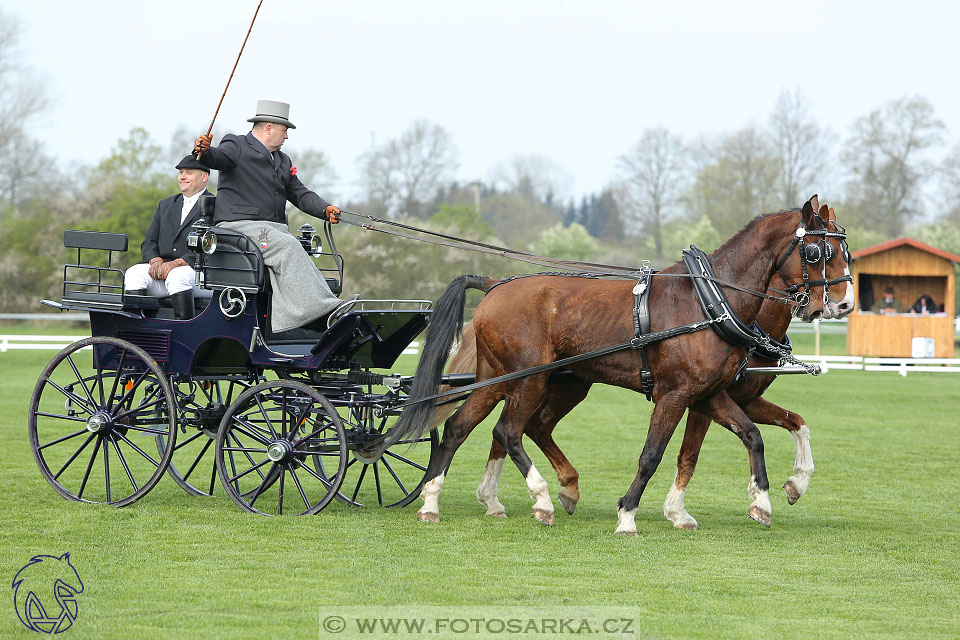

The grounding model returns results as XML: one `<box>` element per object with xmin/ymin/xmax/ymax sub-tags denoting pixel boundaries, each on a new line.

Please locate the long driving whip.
<box><xmin>197</xmin><ymin>0</ymin><xmax>264</xmax><ymax>157</ymax></box>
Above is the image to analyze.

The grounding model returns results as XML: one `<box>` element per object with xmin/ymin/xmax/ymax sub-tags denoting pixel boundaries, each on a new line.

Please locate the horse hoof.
<box><xmin>532</xmin><ymin>509</ymin><xmax>555</xmax><ymax>526</ymax></box>
<box><xmin>748</xmin><ymin>506</ymin><xmax>771</xmax><ymax>527</ymax></box>
<box><xmin>558</xmin><ymin>492</ymin><xmax>578</xmax><ymax>515</ymax></box>
<box><xmin>783</xmin><ymin>481</ymin><xmax>802</xmax><ymax>505</ymax></box>
<box><xmin>675</xmin><ymin>521</ymin><xmax>697</xmax><ymax>531</ymax></box>
<box><xmin>486</xmin><ymin>511</ymin><xmax>507</xmax><ymax>518</ymax></box>
<box><xmin>417</xmin><ymin>511</ymin><xmax>440</xmax><ymax>523</ymax></box>
<box><xmin>614</xmin><ymin>529</ymin><xmax>637</xmax><ymax>536</ymax></box>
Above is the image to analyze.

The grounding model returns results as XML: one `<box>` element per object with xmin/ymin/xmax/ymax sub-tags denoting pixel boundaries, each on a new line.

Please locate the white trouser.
<box><xmin>124</xmin><ymin>263</ymin><xmax>198</xmax><ymax>296</ymax></box>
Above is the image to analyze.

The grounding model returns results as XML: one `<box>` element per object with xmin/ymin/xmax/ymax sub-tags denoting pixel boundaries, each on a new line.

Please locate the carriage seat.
<box><xmin>200</xmin><ymin>226</ymin><xmax>341</xmax><ymax>294</ymax></box>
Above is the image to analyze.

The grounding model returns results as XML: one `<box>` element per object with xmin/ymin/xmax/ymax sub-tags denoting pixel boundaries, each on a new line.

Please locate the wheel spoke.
<box><xmin>230</xmin><ymin>432</ymin><xmax>267</xmax><ymax>480</ymax></box>
<box><xmin>53</xmin><ymin>432</ymin><xmax>97</xmax><ymax>479</ymax></box>
<box><xmin>172</xmin><ymin>430</ymin><xmax>205</xmax><ymax>451</ymax></box>
<box><xmin>109</xmin><ymin>434</ymin><xmax>139</xmax><ymax>493</ymax></box>
<box><xmin>380</xmin><ymin>456</ymin><xmax>409</xmax><ymax>495</ymax></box>
<box><xmin>289</xmin><ymin>465</ymin><xmax>312</xmax><ymax>511</ymax></box>
<box><xmin>350</xmin><ymin>464</ymin><xmax>368</xmax><ymax>503</ymax></box>
<box><xmin>245</xmin><ymin>463</ymin><xmax>276</xmax><ymax>507</ymax></box>
<box><xmin>231</xmin><ymin>419</ymin><xmax>273</xmax><ymax>446</ymax></box>
<box><xmin>373</xmin><ymin>462</ymin><xmax>384</xmax><ymax>507</ymax></box>
<box><xmin>44</xmin><ymin>378</ymin><xmax>95</xmax><ymax>416</ymax></box>
<box><xmin>277</xmin><ymin>467</ymin><xmax>285</xmax><ymax>515</ymax></box>
<box><xmin>226</xmin><ymin>457</ymin><xmax>271</xmax><ymax>484</ymax></box>
<box><xmin>253</xmin><ymin>394</ymin><xmax>279</xmax><ymax>439</ymax></box>
<box><xmin>182</xmin><ymin>438</ymin><xmax>214</xmax><ymax>482</ymax></box>
<box><xmin>383</xmin><ymin>450</ymin><xmax>428</xmax><ymax>472</ymax></box>
<box><xmin>208</xmin><ymin>460</ymin><xmax>218</xmax><ymax>496</ymax></box>
<box><xmin>111</xmin><ymin>369</ymin><xmax>152</xmax><ymax>414</ymax></box>
<box><xmin>114</xmin><ymin>431</ymin><xmax>161</xmax><ymax>468</ymax></box>
<box><xmin>38</xmin><ymin>427</ymin><xmax>89</xmax><ymax>450</ymax></box>
<box><xmin>292</xmin><ymin>458</ymin><xmax>336</xmax><ymax>490</ymax></box>
<box><xmin>65</xmin><ymin>354</ymin><xmax>97</xmax><ymax>409</ymax></box>
<box><xmin>103</xmin><ymin>434</ymin><xmax>111</xmax><ymax>503</ymax></box>
<box><xmin>106</xmin><ymin>349</ymin><xmax>128</xmax><ymax>410</ymax></box>
<box><xmin>77</xmin><ymin>436</ymin><xmax>103</xmax><ymax>500</ymax></box>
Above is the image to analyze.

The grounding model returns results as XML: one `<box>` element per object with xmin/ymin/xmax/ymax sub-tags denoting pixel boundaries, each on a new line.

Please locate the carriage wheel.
<box><xmin>215</xmin><ymin>380</ymin><xmax>347</xmax><ymax>515</ymax></box>
<box><xmin>29</xmin><ymin>337</ymin><xmax>176</xmax><ymax>506</ymax></box>
<box><xmin>156</xmin><ymin>377</ymin><xmax>257</xmax><ymax>497</ymax></box>
<box><xmin>317</xmin><ymin>407</ymin><xmax>439</xmax><ymax>509</ymax></box>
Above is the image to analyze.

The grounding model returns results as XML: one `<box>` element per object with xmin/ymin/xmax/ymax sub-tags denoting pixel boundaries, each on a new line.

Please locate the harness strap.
<box><xmin>398</xmin><ymin>316</ymin><xmax>721</xmax><ymax>410</ymax></box>
<box><xmin>632</xmin><ymin>267</ymin><xmax>655</xmax><ymax>400</ymax></box>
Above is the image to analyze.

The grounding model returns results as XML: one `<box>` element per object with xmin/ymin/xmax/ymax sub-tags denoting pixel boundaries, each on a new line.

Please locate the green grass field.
<box><xmin>1</xmin><ymin>326</ymin><xmax>958</xmax><ymax>639</ymax></box>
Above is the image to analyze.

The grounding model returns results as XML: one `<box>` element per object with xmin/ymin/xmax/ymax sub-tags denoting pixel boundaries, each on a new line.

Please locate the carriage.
<box><xmin>28</xmin><ymin>204</ymin><xmax>454</xmax><ymax>516</ymax></box>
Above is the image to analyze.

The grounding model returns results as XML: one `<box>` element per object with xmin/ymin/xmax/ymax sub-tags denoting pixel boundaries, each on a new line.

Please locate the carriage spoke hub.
<box><xmin>267</xmin><ymin>439</ymin><xmax>295</xmax><ymax>463</ymax></box>
<box><xmin>86</xmin><ymin>411</ymin><xmax>113</xmax><ymax>434</ymax></box>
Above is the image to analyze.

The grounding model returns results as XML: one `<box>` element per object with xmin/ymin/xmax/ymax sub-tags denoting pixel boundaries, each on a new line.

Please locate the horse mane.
<box><xmin>708</xmin><ymin>208</ymin><xmax>802</xmax><ymax>258</ymax></box>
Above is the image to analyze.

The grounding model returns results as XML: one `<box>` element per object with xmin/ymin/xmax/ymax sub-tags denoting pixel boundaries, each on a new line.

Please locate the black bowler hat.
<box><xmin>175</xmin><ymin>155</ymin><xmax>210</xmax><ymax>173</ymax></box>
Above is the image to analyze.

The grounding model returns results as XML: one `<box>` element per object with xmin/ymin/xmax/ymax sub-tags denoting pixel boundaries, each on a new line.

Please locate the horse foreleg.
<box><xmin>419</xmin><ymin>388</ymin><xmax>500</xmax><ymax>523</ymax></box>
<box><xmin>663</xmin><ymin>410</ymin><xmax>711</xmax><ymax>530</ymax></box>
<box><xmin>699</xmin><ymin>392</ymin><xmax>772</xmax><ymax>527</ymax></box>
<box><xmin>616</xmin><ymin>397</ymin><xmax>687</xmax><ymax>536</ymax></box>
<box><xmin>741</xmin><ymin>397</ymin><xmax>813</xmax><ymax>504</ymax></box>
<box><xmin>476</xmin><ymin>441</ymin><xmax>508</xmax><ymax>517</ymax></box>
<box><xmin>525</xmin><ymin>379</ymin><xmax>591</xmax><ymax>515</ymax></box>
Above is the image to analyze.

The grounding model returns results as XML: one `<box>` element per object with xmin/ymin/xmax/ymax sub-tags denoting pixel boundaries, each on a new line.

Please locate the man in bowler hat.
<box><xmin>194</xmin><ymin>100</ymin><xmax>342</xmax><ymax>332</ymax></box>
<box><xmin>123</xmin><ymin>155</ymin><xmax>212</xmax><ymax>320</ymax></box>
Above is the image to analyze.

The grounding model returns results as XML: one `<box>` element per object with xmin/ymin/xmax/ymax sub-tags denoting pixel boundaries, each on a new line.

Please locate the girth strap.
<box><xmin>632</xmin><ymin>267</ymin><xmax>655</xmax><ymax>400</ymax></box>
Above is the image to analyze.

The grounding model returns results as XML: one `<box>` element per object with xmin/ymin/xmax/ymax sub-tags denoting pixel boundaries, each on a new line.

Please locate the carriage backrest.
<box><xmin>201</xmin><ymin>228</ymin><xmax>265</xmax><ymax>293</ymax></box>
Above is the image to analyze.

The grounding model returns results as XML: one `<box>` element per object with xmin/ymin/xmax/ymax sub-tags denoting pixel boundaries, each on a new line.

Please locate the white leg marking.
<box><xmin>526</xmin><ymin>464</ymin><xmax>554</xmax><ymax>514</ymax></box>
<box><xmin>419</xmin><ymin>473</ymin><xmax>445</xmax><ymax>516</ymax></box>
<box><xmin>747</xmin><ymin>475</ymin><xmax>772</xmax><ymax>526</ymax></box>
<box><xmin>615</xmin><ymin>507</ymin><xmax>638</xmax><ymax>535</ymax></box>
<box><xmin>787</xmin><ymin>424</ymin><xmax>815</xmax><ymax>497</ymax></box>
<box><xmin>476</xmin><ymin>458</ymin><xmax>507</xmax><ymax>516</ymax></box>
<box><xmin>663</xmin><ymin>474</ymin><xmax>698</xmax><ymax>530</ymax></box>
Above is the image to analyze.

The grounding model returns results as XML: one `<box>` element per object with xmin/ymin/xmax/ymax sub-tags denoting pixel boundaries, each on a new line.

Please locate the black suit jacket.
<box><xmin>140</xmin><ymin>189</ymin><xmax>212</xmax><ymax>266</ymax></box>
<box><xmin>197</xmin><ymin>132</ymin><xmax>329</xmax><ymax>224</ymax></box>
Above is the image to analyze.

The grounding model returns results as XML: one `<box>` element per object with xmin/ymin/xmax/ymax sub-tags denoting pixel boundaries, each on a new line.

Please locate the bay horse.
<box><xmin>389</xmin><ymin>198</ymin><xmax>852</xmax><ymax>534</ymax></box>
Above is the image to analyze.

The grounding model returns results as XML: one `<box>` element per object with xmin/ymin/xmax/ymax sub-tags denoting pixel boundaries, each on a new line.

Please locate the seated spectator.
<box><xmin>875</xmin><ymin>286</ymin><xmax>903</xmax><ymax>314</ymax></box>
<box><xmin>909</xmin><ymin>294</ymin><xmax>937</xmax><ymax>314</ymax></box>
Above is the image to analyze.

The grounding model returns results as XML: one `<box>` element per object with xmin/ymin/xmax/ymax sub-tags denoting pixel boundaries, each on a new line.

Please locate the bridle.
<box><xmin>774</xmin><ymin>214</ymin><xmax>852</xmax><ymax>317</ymax></box>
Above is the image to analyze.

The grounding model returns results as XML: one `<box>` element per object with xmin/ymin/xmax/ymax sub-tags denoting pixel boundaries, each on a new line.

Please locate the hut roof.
<box><xmin>851</xmin><ymin>237</ymin><xmax>960</xmax><ymax>264</ymax></box>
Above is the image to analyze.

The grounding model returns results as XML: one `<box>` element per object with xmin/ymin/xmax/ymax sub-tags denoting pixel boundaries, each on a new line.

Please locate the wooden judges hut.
<box><xmin>847</xmin><ymin>237</ymin><xmax>960</xmax><ymax>358</ymax></box>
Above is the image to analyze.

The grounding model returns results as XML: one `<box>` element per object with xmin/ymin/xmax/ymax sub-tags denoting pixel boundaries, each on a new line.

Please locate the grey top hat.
<box><xmin>175</xmin><ymin>155</ymin><xmax>210</xmax><ymax>173</ymax></box>
<box><xmin>247</xmin><ymin>99</ymin><xmax>296</xmax><ymax>129</ymax></box>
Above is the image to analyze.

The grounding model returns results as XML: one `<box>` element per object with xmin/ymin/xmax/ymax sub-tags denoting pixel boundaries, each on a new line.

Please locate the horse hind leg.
<box><xmin>476</xmin><ymin>441</ymin><xmax>508</xmax><ymax>517</ymax></box>
<box><xmin>418</xmin><ymin>387</ymin><xmax>500</xmax><ymax>523</ymax></box>
<box><xmin>663</xmin><ymin>410</ymin><xmax>711</xmax><ymax>530</ymax></box>
<box><xmin>742</xmin><ymin>397</ymin><xmax>813</xmax><ymax>504</ymax></box>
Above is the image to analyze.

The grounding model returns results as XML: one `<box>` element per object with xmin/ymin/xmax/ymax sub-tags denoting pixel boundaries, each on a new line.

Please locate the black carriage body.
<box><xmin>32</xmin><ymin>225</ymin><xmax>437</xmax><ymax>512</ymax></box>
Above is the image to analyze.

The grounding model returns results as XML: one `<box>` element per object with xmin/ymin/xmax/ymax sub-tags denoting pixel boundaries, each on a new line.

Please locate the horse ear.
<box><xmin>818</xmin><ymin>203</ymin><xmax>829</xmax><ymax>218</ymax></box>
<box><xmin>828</xmin><ymin>206</ymin><xmax>835</xmax><ymax>220</ymax></box>
<box><xmin>801</xmin><ymin>197</ymin><xmax>815</xmax><ymax>226</ymax></box>
<box><xmin>809</xmin><ymin>194</ymin><xmax>820</xmax><ymax>212</ymax></box>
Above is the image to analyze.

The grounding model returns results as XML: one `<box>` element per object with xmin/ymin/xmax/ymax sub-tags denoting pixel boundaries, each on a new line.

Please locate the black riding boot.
<box><xmin>171</xmin><ymin>290</ymin><xmax>195</xmax><ymax>320</ymax></box>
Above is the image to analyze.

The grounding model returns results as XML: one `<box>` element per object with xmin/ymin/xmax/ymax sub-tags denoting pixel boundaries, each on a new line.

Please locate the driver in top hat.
<box><xmin>194</xmin><ymin>100</ymin><xmax>343</xmax><ymax>333</ymax></box>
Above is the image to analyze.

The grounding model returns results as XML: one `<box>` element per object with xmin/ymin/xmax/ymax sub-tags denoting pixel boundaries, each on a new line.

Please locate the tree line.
<box><xmin>2</xmin><ymin>8</ymin><xmax>960</xmax><ymax>312</ymax></box>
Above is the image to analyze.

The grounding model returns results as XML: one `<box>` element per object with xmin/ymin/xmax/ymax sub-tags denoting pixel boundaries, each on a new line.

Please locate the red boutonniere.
<box><xmin>290</xmin><ymin>166</ymin><xmax>298</xmax><ymax>176</ymax></box>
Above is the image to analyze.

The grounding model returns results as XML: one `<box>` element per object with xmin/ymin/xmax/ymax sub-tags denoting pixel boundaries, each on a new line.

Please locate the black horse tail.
<box><xmin>380</xmin><ymin>275</ymin><xmax>495</xmax><ymax>452</ymax></box>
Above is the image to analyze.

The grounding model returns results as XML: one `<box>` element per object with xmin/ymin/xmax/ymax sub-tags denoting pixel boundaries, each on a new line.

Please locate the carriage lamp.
<box><xmin>187</xmin><ymin>218</ymin><xmax>218</xmax><ymax>255</ymax></box>
<box><xmin>297</xmin><ymin>223</ymin><xmax>322</xmax><ymax>255</ymax></box>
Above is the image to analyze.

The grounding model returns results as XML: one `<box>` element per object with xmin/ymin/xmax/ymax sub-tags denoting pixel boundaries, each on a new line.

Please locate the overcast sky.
<box><xmin>10</xmin><ymin>0</ymin><xmax>960</xmax><ymax>204</ymax></box>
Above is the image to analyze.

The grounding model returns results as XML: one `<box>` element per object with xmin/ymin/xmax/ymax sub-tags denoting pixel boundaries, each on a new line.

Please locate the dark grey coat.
<box><xmin>141</xmin><ymin>189</ymin><xmax>212</xmax><ymax>266</ymax></box>
<box><xmin>197</xmin><ymin>132</ymin><xmax>330</xmax><ymax>224</ymax></box>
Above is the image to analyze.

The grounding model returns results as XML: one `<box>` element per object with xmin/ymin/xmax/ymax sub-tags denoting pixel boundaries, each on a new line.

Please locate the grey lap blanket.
<box><xmin>219</xmin><ymin>220</ymin><xmax>341</xmax><ymax>332</ymax></box>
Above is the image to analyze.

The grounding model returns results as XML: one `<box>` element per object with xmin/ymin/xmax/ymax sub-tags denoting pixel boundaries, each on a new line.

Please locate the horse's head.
<box><xmin>775</xmin><ymin>195</ymin><xmax>855</xmax><ymax>322</ymax></box>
